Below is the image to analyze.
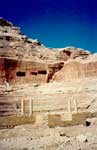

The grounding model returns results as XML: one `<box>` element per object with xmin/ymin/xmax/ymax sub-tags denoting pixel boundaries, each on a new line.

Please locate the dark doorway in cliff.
<box><xmin>4</xmin><ymin>58</ymin><xmax>18</xmax><ymax>82</ymax></box>
<box><xmin>84</xmin><ymin>121</ymin><xmax>91</xmax><ymax>127</ymax></box>
<box><xmin>5</xmin><ymin>73</ymin><xmax>9</xmax><ymax>82</ymax></box>
<box><xmin>38</xmin><ymin>70</ymin><xmax>47</xmax><ymax>75</ymax></box>
<box><xmin>63</xmin><ymin>50</ymin><xmax>71</xmax><ymax>56</ymax></box>
<box><xmin>30</xmin><ymin>72</ymin><xmax>37</xmax><ymax>75</ymax></box>
<box><xmin>16</xmin><ymin>72</ymin><xmax>26</xmax><ymax>77</ymax></box>
<box><xmin>5</xmin><ymin>36</ymin><xmax>11</xmax><ymax>41</ymax></box>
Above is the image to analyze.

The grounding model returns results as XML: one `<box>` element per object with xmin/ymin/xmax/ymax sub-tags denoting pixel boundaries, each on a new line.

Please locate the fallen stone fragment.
<box><xmin>76</xmin><ymin>134</ymin><xmax>88</xmax><ymax>143</ymax></box>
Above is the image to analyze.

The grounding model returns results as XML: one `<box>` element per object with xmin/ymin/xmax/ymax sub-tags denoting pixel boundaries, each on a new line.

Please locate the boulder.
<box><xmin>76</xmin><ymin>134</ymin><xmax>88</xmax><ymax>143</ymax></box>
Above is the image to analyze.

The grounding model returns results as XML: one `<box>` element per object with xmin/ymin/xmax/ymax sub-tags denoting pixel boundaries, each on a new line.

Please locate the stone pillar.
<box><xmin>68</xmin><ymin>99</ymin><xmax>71</xmax><ymax>113</ymax></box>
<box><xmin>29</xmin><ymin>99</ymin><xmax>32</xmax><ymax>116</ymax></box>
<box><xmin>4</xmin><ymin>81</ymin><xmax>10</xmax><ymax>91</ymax></box>
<box><xmin>74</xmin><ymin>99</ymin><xmax>77</xmax><ymax>113</ymax></box>
<box><xmin>21</xmin><ymin>99</ymin><xmax>24</xmax><ymax>116</ymax></box>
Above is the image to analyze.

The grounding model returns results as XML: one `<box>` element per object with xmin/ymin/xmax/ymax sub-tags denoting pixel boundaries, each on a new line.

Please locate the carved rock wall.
<box><xmin>0</xmin><ymin>18</ymin><xmax>96</xmax><ymax>84</ymax></box>
<box><xmin>53</xmin><ymin>61</ymin><xmax>97</xmax><ymax>81</ymax></box>
<box><xmin>0</xmin><ymin>58</ymin><xmax>48</xmax><ymax>84</ymax></box>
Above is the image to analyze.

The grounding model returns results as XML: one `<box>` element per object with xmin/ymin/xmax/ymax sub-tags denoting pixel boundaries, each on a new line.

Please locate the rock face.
<box><xmin>0</xmin><ymin>18</ymin><xmax>13</xmax><ymax>27</ymax></box>
<box><xmin>53</xmin><ymin>60</ymin><xmax>97</xmax><ymax>81</ymax></box>
<box><xmin>0</xmin><ymin>18</ymin><xmax>93</xmax><ymax>84</ymax></box>
<box><xmin>1</xmin><ymin>18</ymin><xmax>97</xmax><ymax>121</ymax></box>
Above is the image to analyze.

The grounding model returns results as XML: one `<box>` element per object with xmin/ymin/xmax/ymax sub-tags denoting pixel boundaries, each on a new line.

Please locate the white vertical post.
<box><xmin>68</xmin><ymin>99</ymin><xmax>71</xmax><ymax>113</ymax></box>
<box><xmin>21</xmin><ymin>99</ymin><xmax>24</xmax><ymax>116</ymax></box>
<box><xmin>29</xmin><ymin>99</ymin><xmax>32</xmax><ymax>116</ymax></box>
<box><xmin>4</xmin><ymin>81</ymin><xmax>10</xmax><ymax>91</ymax></box>
<box><xmin>74</xmin><ymin>99</ymin><xmax>77</xmax><ymax>113</ymax></box>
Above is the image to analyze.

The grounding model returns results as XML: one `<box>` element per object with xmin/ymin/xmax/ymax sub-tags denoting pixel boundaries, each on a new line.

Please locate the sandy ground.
<box><xmin>0</xmin><ymin>124</ymin><xmax>97</xmax><ymax>150</ymax></box>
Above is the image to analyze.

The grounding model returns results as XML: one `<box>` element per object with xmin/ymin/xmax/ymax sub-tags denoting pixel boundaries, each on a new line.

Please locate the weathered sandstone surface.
<box><xmin>1</xmin><ymin>18</ymin><xmax>97</xmax><ymax>150</ymax></box>
<box><xmin>0</xmin><ymin>18</ymin><xmax>92</xmax><ymax>84</ymax></box>
<box><xmin>0</xmin><ymin>18</ymin><xmax>97</xmax><ymax>125</ymax></box>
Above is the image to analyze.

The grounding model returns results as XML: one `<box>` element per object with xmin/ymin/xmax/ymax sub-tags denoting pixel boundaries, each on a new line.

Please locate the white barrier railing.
<box><xmin>19</xmin><ymin>98</ymin><xmax>77</xmax><ymax>116</ymax></box>
<box><xmin>20</xmin><ymin>99</ymin><xmax>33</xmax><ymax>117</ymax></box>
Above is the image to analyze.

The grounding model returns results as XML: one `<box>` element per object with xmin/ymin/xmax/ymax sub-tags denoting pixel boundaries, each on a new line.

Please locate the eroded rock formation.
<box><xmin>53</xmin><ymin>61</ymin><xmax>97</xmax><ymax>81</ymax></box>
<box><xmin>0</xmin><ymin>18</ymin><xmax>95</xmax><ymax>84</ymax></box>
<box><xmin>1</xmin><ymin>18</ymin><xmax>97</xmax><ymax>124</ymax></box>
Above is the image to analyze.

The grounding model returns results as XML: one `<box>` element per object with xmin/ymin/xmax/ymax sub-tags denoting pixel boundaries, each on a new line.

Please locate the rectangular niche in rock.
<box><xmin>16</xmin><ymin>71</ymin><xmax>26</xmax><ymax>77</ymax></box>
<box><xmin>30</xmin><ymin>72</ymin><xmax>37</xmax><ymax>75</ymax></box>
<box><xmin>38</xmin><ymin>70</ymin><xmax>47</xmax><ymax>75</ymax></box>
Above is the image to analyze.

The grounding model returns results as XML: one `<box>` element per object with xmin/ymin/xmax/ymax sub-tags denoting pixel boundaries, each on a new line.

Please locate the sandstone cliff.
<box><xmin>0</xmin><ymin>18</ymin><xmax>94</xmax><ymax>84</ymax></box>
<box><xmin>0</xmin><ymin>18</ymin><xmax>97</xmax><ymax>120</ymax></box>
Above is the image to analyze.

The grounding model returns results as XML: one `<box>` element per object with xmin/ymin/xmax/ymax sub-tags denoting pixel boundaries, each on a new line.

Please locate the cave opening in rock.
<box><xmin>5</xmin><ymin>36</ymin><xmax>11</xmax><ymax>41</ymax></box>
<box><xmin>38</xmin><ymin>70</ymin><xmax>47</xmax><ymax>75</ymax></box>
<box><xmin>5</xmin><ymin>73</ymin><xmax>9</xmax><ymax>82</ymax></box>
<box><xmin>30</xmin><ymin>72</ymin><xmax>37</xmax><ymax>75</ymax></box>
<box><xmin>85</xmin><ymin>121</ymin><xmax>91</xmax><ymax>127</ymax></box>
<box><xmin>63</xmin><ymin>50</ymin><xmax>71</xmax><ymax>56</ymax></box>
<box><xmin>16</xmin><ymin>72</ymin><xmax>26</xmax><ymax>77</ymax></box>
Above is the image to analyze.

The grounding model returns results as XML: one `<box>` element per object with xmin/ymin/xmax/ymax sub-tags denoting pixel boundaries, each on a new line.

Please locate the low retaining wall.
<box><xmin>48</xmin><ymin>112</ymin><xmax>97</xmax><ymax>128</ymax></box>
